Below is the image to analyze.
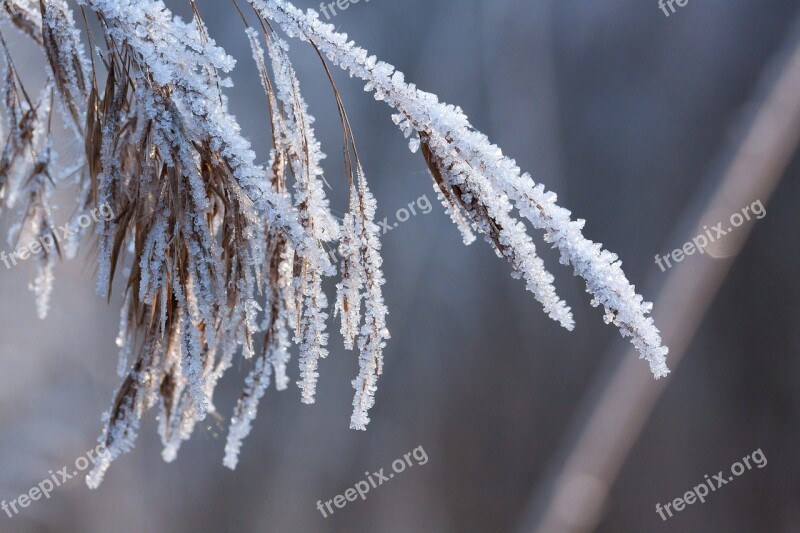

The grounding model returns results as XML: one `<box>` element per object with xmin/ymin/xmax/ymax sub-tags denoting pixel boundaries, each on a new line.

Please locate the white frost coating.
<box><xmin>115</xmin><ymin>292</ymin><xmax>131</xmax><ymax>377</ymax></box>
<box><xmin>335</xmin><ymin>184</ymin><xmax>364</xmax><ymax>350</ymax></box>
<box><xmin>223</xmin><ymin>354</ymin><xmax>272</xmax><ymax>469</ymax></box>
<box><xmin>79</xmin><ymin>0</ymin><xmax>304</xmax><ymax>240</ymax></box>
<box><xmin>29</xmin><ymin>137</ymin><xmax>57</xmax><ymax>320</ymax></box>
<box><xmin>272</xmin><ymin>243</ymin><xmax>296</xmax><ymax>389</ymax></box>
<box><xmin>349</xmin><ymin>168</ymin><xmax>390</xmax><ymax>430</ymax></box>
<box><xmin>40</xmin><ymin>0</ymin><xmax>90</xmax><ymax>136</ymax></box>
<box><xmin>257</xmin><ymin>29</ymin><xmax>340</xmax><ymax>403</ymax></box>
<box><xmin>250</xmin><ymin>0</ymin><xmax>669</xmax><ymax>378</ymax></box>
<box><xmin>0</xmin><ymin>73</ymin><xmax>59</xmax><ymax>319</ymax></box>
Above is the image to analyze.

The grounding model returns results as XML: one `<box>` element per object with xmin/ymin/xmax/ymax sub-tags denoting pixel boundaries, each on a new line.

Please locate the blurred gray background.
<box><xmin>1</xmin><ymin>0</ymin><xmax>799</xmax><ymax>531</ymax></box>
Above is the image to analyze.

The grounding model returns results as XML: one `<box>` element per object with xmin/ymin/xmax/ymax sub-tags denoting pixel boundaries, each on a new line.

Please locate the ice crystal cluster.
<box><xmin>0</xmin><ymin>0</ymin><xmax>669</xmax><ymax>486</ymax></box>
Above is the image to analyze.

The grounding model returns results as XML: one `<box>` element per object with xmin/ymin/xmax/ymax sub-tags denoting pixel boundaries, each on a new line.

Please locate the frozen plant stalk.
<box><xmin>0</xmin><ymin>0</ymin><xmax>668</xmax><ymax>486</ymax></box>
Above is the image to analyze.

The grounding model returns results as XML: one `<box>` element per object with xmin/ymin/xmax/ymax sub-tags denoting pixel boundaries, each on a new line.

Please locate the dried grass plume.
<box><xmin>0</xmin><ymin>0</ymin><xmax>669</xmax><ymax>486</ymax></box>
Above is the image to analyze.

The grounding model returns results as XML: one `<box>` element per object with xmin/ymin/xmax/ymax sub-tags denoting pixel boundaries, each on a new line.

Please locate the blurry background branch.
<box><xmin>518</xmin><ymin>8</ymin><xmax>800</xmax><ymax>533</ymax></box>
